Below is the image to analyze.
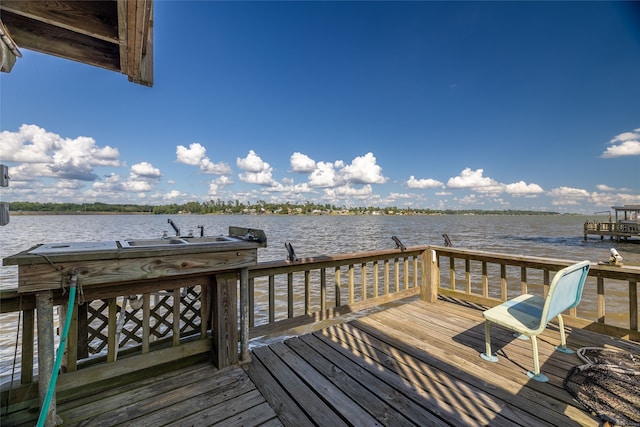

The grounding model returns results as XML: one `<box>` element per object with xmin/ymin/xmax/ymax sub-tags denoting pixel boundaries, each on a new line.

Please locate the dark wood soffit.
<box><xmin>0</xmin><ymin>0</ymin><xmax>153</xmax><ymax>86</ymax></box>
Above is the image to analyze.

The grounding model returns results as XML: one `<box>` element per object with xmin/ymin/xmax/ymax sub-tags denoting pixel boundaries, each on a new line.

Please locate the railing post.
<box><xmin>36</xmin><ymin>290</ymin><xmax>57</xmax><ymax>426</ymax></box>
<box><xmin>240</xmin><ymin>267</ymin><xmax>250</xmax><ymax>363</ymax></box>
<box><xmin>212</xmin><ymin>273</ymin><xmax>239</xmax><ymax>368</ymax></box>
<box><xmin>422</xmin><ymin>248</ymin><xmax>439</xmax><ymax>303</ymax></box>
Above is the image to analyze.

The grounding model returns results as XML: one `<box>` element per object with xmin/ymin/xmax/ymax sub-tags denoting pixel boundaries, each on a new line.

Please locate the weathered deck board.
<box><xmin>3</xmin><ymin>296</ymin><xmax>637</xmax><ymax>426</ymax></box>
<box><xmin>2</xmin><ymin>361</ymin><xmax>280</xmax><ymax>427</ymax></box>
<box><xmin>245</xmin><ymin>297</ymin><xmax>636</xmax><ymax>426</ymax></box>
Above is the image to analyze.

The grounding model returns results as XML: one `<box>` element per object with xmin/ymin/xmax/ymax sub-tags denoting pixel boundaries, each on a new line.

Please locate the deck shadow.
<box><xmin>245</xmin><ymin>299</ymin><xmax>600</xmax><ymax>426</ymax></box>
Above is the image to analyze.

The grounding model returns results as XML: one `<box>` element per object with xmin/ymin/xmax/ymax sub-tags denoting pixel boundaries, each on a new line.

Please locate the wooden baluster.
<box><xmin>597</xmin><ymin>277</ymin><xmax>605</xmax><ymax>324</ymax></box>
<box><xmin>394</xmin><ymin>258</ymin><xmax>400</xmax><ymax>293</ymax></box>
<box><xmin>334</xmin><ymin>266</ymin><xmax>341</xmax><ymax>307</ymax></box>
<box><xmin>482</xmin><ymin>262</ymin><xmax>488</xmax><ymax>298</ymax></box>
<box><xmin>320</xmin><ymin>268</ymin><xmax>326</xmax><ymax>312</ymax></box>
<box><xmin>200</xmin><ymin>284</ymin><xmax>209</xmax><ymax>339</ymax></box>
<box><xmin>21</xmin><ymin>308</ymin><xmax>34</xmax><ymax>384</ymax></box>
<box><xmin>402</xmin><ymin>258</ymin><xmax>409</xmax><ymax>289</ymax></box>
<box><xmin>449</xmin><ymin>257</ymin><xmax>456</xmax><ymax>290</ymax></box>
<box><xmin>521</xmin><ymin>266</ymin><xmax>527</xmax><ymax>295</ymax></box>
<box><xmin>500</xmin><ymin>264</ymin><xmax>507</xmax><ymax>301</ymax></box>
<box><xmin>173</xmin><ymin>288</ymin><xmax>180</xmax><ymax>346</ymax></box>
<box><xmin>465</xmin><ymin>259</ymin><xmax>471</xmax><ymax>295</ymax></box>
<box><xmin>373</xmin><ymin>261</ymin><xmax>380</xmax><ymax>297</ymax></box>
<box><xmin>630</xmin><ymin>280</ymin><xmax>638</xmax><ymax>331</ymax></box>
<box><xmin>107</xmin><ymin>298</ymin><xmax>117</xmax><ymax>363</ymax></box>
<box><xmin>348</xmin><ymin>264</ymin><xmax>355</xmax><ymax>304</ymax></box>
<box><xmin>362</xmin><ymin>263</ymin><xmax>368</xmax><ymax>300</ymax></box>
<box><xmin>142</xmin><ymin>293</ymin><xmax>150</xmax><ymax>353</ymax></box>
<box><xmin>305</xmin><ymin>270</ymin><xmax>311</xmax><ymax>315</ymax></box>
<box><xmin>384</xmin><ymin>259</ymin><xmax>390</xmax><ymax>295</ymax></box>
<box><xmin>249</xmin><ymin>278</ymin><xmax>255</xmax><ymax>327</ymax></box>
<box><xmin>269</xmin><ymin>275</ymin><xmax>275</xmax><ymax>323</ymax></box>
<box><xmin>287</xmin><ymin>273</ymin><xmax>294</xmax><ymax>318</ymax></box>
<box><xmin>544</xmin><ymin>270</ymin><xmax>550</xmax><ymax>298</ymax></box>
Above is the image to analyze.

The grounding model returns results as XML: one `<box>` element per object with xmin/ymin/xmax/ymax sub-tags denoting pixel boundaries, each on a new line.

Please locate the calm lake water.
<box><xmin>1</xmin><ymin>214</ymin><xmax>639</xmax><ymax>381</ymax></box>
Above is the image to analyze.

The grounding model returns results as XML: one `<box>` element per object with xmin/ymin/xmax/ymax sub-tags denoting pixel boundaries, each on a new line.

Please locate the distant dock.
<box><xmin>584</xmin><ymin>204</ymin><xmax>640</xmax><ymax>242</ymax></box>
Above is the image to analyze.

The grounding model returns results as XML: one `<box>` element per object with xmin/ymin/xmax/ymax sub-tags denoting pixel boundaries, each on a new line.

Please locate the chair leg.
<box><xmin>554</xmin><ymin>314</ymin><xmax>574</xmax><ymax>354</ymax></box>
<box><xmin>480</xmin><ymin>320</ymin><xmax>498</xmax><ymax>362</ymax></box>
<box><xmin>527</xmin><ymin>336</ymin><xmax>549</xmax><ymax>382</ymax></box>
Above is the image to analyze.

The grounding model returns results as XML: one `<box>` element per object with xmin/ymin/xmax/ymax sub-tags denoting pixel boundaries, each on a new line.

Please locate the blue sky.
<box><xmin>1</xmin><ymin>1</ymin><xmax>639</xmax><ymax>213</ymax></box>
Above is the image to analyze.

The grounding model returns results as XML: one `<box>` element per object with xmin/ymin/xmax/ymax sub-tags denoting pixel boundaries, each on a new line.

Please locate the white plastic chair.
<box><xmin>480</xmin><ymin>261</ymin><xmax>591</xmax><ymax>382</ymax></box>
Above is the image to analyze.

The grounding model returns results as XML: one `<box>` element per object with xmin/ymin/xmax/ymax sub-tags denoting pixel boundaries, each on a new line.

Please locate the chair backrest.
<box><xmin>541</xmin><ymin>261</ymin><xmax>591</xmax><ymax>327</ymax></box>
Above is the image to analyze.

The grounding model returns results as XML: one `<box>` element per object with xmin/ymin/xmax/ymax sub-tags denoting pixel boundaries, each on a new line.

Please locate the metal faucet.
<box><xmin>167</xmin><ymin>219</ymin><xmax>180</xmax><ymax>236</ymax></box>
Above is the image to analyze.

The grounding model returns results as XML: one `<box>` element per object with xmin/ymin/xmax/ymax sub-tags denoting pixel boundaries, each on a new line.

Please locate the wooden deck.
<box><xmin>4</xmin><ymin>296</ymin><xmax>638</xmax><ymax>426</ymax></box>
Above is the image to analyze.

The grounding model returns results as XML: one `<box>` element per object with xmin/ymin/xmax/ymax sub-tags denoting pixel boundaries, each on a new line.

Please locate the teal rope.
<box><xmin>36</xmin><ymin>276</ymin><xmax>77</xmax><ymax>427</ymax></box>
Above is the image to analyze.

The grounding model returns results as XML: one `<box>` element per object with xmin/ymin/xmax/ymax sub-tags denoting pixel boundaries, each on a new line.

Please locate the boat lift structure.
<box><xmin>584</xmin><ymin>205</ymin><xmax>640</xmax><ymax>242</ymax></box>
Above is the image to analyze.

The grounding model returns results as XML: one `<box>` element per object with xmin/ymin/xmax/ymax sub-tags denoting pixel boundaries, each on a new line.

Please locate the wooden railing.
<box><xmin>2</xmin><ymin>245</ymin><xmax>639</xmax><ymax>406</ymax></box>
<box><xmin>0</xmin><ymin>272</ymin><xmax>241</xmax><ymax>406</ymax></box>
<box><xmin>246</xmin><ymin>247</ymin><xmax>428</xmax><ymax>337</ymax></box>
<box><xmin>428</xmin><ymin>245</ymin><xmax>639</xmax><ymax>339</ymax></box>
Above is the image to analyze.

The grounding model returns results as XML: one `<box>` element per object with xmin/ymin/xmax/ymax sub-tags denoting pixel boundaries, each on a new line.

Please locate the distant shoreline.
<box><xmin>7</xmin><ymin>211</ymin><xmax>576</xmax><ymax>217</ymax></box>
<box><xmin>9</xmin><ymin>211</ymin><xmax>153</xmax><ymax>216</ymax></box>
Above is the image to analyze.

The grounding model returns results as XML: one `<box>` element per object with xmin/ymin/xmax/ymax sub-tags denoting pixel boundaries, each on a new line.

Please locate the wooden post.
<box><xmin>212</xmin><ymin>273</ymin><xmax>238</xmax><ymax>369</ymax></box>
<box><xmin>239</xmin><ymin>267</ymin><xmax>250</xmax><ymax>363</ymax></box>
<box><xmin>422</xmin><ymin>249</ymin><xmax>439</xmax><ymax>303</ymax></box>
<box><xmin>36</xmin><ymin>290</ymin><xmax>57</xmax><ymax>426</ymax></box>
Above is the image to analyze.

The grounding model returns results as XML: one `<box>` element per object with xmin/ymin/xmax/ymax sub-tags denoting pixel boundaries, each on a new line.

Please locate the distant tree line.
<box><xmin>8</xmin><ymin>201</ymin><xmax>560</xmax><ymax>216</ymax></box>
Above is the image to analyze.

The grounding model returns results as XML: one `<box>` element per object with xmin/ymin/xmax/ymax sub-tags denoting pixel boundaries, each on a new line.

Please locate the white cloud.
<box><xmin>237</xmin><ymin>150</ymin><xmax>270</xmax><ymax>173</ymax></box>
<box><xmin>0</xmin><ymin>124</ymin><xmax>120</xmax><ymax>181</ymax></box>
<box><xmin>130</xmin><ymin>162</ymin><xmax>161</xmax><ymax>179</ymax></box>
<box><xmin>340</xmin><ymin>152</ymin><xmax>387</xmax><ymax>185</ymax></box>
<box><xmin>236</xmin><ymin>150</ymin><xmax>277</xmax><ymax>186</ymax></box>
<box><xmin>200</xmin><ymin>158</ymin><xmax>232</xmax><ymax>175</ymax></box>
<box><xmin>177</xmin><ymin>142</ymin><xmax>232</xmax><ymax>174</ymax></box>
<box><xmin>208</xmin><ymin>175</ymin><xmax>234</xmax><ymax>196</ymax></box>
<box><xmin>164</xmin><ymin>190</ymin><xmax>184</xmax><ymax>200</ymax></box>
<box><xmin>504</xmin><ymin>181</ymin><xmax>544</xmax><ymax>195</ymax></box>
<box><xmin>0</xmin><ymin>124</ymin><xmax>64</xmax><ymax>163</ymax></box>
<box><xmin>290</xmin><ymin>152</ymin><xmax>316</xmax><ymax>172</ymax></box>
<box><xmin>406</xmin><ymin>176</ymin><xmax>443</xmax><ymax>189</ymax></box>
<box><xmin>601</xmin><ymin>128</ymin><xmax>640</xmax><ymax>158</ymax></box>
<box><xmin>325</xmin><ymin>184</ymin><xmax>373</xmax><ymax>198</ymax></box>
<box><xmin>447</xmin><ymin>168</ymin><xmax>498</xmax><ymax>189</ymax></box>
<box><xmin>596</xmin><ymin>184</ymin><xmax>616</xmax><ymax>192</ymax></box>
<box><xmin>548</xmin><ymin>186</ymin><xmax>591</xmax><ymax>206</ymax></box>
<box><xmin>176</xmin><ymin>143</ymin><xmax>206</xmax><ymax>165</ymax></box>
<box><xmin>308</xmin><ymin>161</ymin><xmax>338</xmax><ymax>187</ymax></box>
<box><xmin>120</xmin><ymin>162</ymin><xmax>162</xmax><ymax>192</ymax></box>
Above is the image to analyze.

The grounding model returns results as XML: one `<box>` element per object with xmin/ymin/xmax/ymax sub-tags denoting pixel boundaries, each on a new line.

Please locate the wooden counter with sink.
<box><xmin>2</xmin><ymin>226</ymin><xmax>267</xmax><ymax>424</ymax></box>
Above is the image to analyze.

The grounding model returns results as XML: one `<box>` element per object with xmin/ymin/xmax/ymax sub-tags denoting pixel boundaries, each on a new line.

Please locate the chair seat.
<box><xmin>482</xmin><ymin>294</ymin><xmax>545</xmax><ymax>336</ymax></box>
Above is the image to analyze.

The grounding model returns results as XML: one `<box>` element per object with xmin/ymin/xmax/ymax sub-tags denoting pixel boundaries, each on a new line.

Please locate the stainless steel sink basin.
<box><xmin>119</xmin><ymin>238</ymin><xmax>188</xmax><ymax>248</ymax></box>
<box><xmin>119</xmin><ymin>236</ymin><xmax>239</xmax><ymax>248</ymax></box>
<box><xmin>182</xmin><ymin>236</ymin><xmax>238</xmax><ymax>244</ymax></box>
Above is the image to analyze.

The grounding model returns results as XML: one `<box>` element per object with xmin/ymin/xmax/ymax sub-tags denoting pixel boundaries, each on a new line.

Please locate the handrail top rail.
<box><xmin>430</xmin><ymin>245</ymin><xmax>640</xmax><ymax>275</ymax></box>
<box><xmin>250</xmin><ymin>245</ymin><xmax>430</xmax><ymax>272</ymax></box>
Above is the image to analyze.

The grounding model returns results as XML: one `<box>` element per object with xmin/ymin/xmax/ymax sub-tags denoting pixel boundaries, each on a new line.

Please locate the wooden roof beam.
<box><xmin>0</xmin><ymin>0</ymin><xmax>153</xmax><ymax>86</ymax></box>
